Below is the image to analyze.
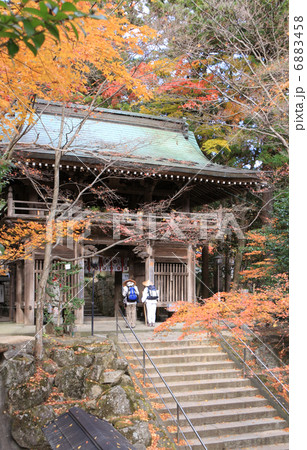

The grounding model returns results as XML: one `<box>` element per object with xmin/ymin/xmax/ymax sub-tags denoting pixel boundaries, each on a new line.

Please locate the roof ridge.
<box><xmin>35</xmin><ymin>99</ymin><xmax>188</xmax><ymax>133</ymax></box>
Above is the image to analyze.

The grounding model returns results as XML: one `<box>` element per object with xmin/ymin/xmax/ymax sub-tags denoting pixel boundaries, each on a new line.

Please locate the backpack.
<box><xmin>127</xmin><ymin>286</ymin><xmax>138</xmax><ymax>302</ymax></box>
<box><xmin>147</xmin><ymin>285</ymin><xmax>158</xmax><ymax>300</ymax></box>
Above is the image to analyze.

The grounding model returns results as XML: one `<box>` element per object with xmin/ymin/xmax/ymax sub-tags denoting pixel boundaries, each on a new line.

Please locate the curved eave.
<box><xmin>11</xmin><ymin>146</ymin><xmax>261</xmax><ymax>186</ymax></box>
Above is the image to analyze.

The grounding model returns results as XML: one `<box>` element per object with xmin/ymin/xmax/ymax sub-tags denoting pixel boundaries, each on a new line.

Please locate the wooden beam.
<box><xmin>24</xmin><ymin>255</ymin><xmax>35</xmax><ymax>325</ymax></box>
<box><xmin>187</xmin><ymin>244</ymin><xmax>195</xmax><ymax>303</ymax></box>
<box><xmin>145</xmin><ymin>242</ymin><xmax>154</xmax><ymax>282</ymax></box>
<box><xmin>15</xmin><ymin>262</ymin><xmax>24</xmax><ymax>324</ymax></box>
<box><xmin>114</xmin><ymin>271</ymin><xmax>122</xmax><ymax>317</ymax></box>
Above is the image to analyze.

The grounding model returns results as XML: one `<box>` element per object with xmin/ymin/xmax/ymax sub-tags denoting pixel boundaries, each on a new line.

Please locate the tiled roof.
<box><xmin>2</xmin><ymin>100</ymin><xmax>259</xmax><ymax>181</ymax></box>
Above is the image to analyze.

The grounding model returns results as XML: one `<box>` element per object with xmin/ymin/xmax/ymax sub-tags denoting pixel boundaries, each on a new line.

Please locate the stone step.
<box><xmin>84</xmin><ymin>308</ymin><xmax>101</xmax><ymax>315</ymax></box>
<box><xmin>122</xmin><ymin>339</ymin><xmax>213</xmax><ymax>350</ymax></box>
<box><xmin>123</xmin><ymin>344</ymin><xmax>221</xmax><ymax>356</ymax></box>
<box><xmin>84</xmin><ymin>311</ymin><xmax>103</xmax><ymax>317</ymax></box>
<box><xmin>146</xmin><ymin>377</ymin><xmax>251</xmax><ymax>394</ymax></box>
<box><xmin>83</xmin><ymin>303</ymin><xmax>101</xmax><ymax>314</ymax></box>
<box><xmin>174</xmin><ymin>417</ymin><xmax>287</xmax><ymax>440</ymax></box>
<box><xmin>147</xmin><ymin>368</ymin><xmax>242</xmax><ymax>382</ymax></box>
<box><xmin>155</xmin><ymin>395</ymin><xmax>269</xmax><ymax>414</ymax></box>
<box><xmin>239</xmin><ymin>444</ymin><xmax>289</xmax><ymax>450</ymax></box>
<box><xmin>119</xmin><ymin>336</ymin><xmax>289</xmax><ymax>449</ymax></box>
<box><xmin>139</xmin><ymin>359</ymin><xmax>237</xmax><ymax>374</ymax></box>
<box><xmin>163</xmin><ymin>406</ymin><xmax>279</xmax><ymax>427</ymax></box>
<box><xmin>154</xmin><ymin>385</ymin><xmax>259</xmax><ymax>403</ymax></box>
<box><xmin>181</xmin><ymin>429</ymin><xmax>289</xmax><ymax>450</ymax></box>
<box><xmin>127</xmin><ymin>352</ymin><xmax>232</xmax><ymax>366</ymax></box>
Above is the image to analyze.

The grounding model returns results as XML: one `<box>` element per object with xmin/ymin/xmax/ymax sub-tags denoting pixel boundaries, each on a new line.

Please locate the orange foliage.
<box><xmin>156</xmin><ymin>280</ymin><xmax>289</xmax><ymax>339</ymax></box>
<box><xmin>0</xmin><ymin>1</ymin><xmax>156</xmax><ymax>141</ymax></box>
<box><xmin>0</xmin><ymin>219</ymin><xmax>86</xmax><ymax>274</ymax></box>
<box><xmin>240</xmin><ymin>229</ymin><xmax>286</xmax><ymax>283</ymax></box>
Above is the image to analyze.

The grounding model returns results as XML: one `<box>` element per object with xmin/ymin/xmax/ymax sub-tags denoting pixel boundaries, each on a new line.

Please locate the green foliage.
<box><xmin>241</xmin><ymin>187</ymin><xmax>289</xmax><ymax>287</ymax></box>
<box><xmin>0</xmin><ymin>0</ymin><xmax>101</xmax><ymax>57</ymax></box>
<box><xmin>260</xmin><ymin>149</ymin><xmax>289</xmax><ymax>170</ymax></box>
<box><xmin>269</xmin><ymin>189</ymin><xmax>289</xmax><ymax>273</ymax></box>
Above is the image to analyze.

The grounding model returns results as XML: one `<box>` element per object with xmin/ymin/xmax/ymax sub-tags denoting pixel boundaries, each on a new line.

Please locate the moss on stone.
<box><xmin>5</xmin><ymin>337</ymin><xmax>176</xmax><ymax>449</ymax></box>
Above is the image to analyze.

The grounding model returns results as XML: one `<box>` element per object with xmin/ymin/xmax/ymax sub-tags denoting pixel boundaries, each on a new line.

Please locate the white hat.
<box><xmin>123</xmin><ymin>279</ymin><xmax>136</xmax><ymax>286</ymax></box>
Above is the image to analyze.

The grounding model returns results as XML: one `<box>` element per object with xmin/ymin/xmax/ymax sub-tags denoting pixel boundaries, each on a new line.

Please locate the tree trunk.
<box><xmin>35</xmin><ymin>147</ymin><xmax>61</xmax><ymax>359</ymax></box>
<box><xmin>260</xmin><ymin>187</ymin><xmax>274</xmax><ymax>224</ymax></box>
<box><xmin>201</xmin><ymin>244</ymin><xmax>210</xmax><ymax>299</ymax></box>
<box><xmin>232</xmin><ymin>240</ymin><xmax>245</xmax><ymax>291</ymax></box>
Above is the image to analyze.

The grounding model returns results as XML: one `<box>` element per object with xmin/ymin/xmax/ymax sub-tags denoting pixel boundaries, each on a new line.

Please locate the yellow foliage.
<box><xmin>0</xmin><ymin>1</ymin><xmax>156</xmax><ymax>141</ymax></box>
<box><xmin>202</xmin><ymin>139</ymin><xmax>231</xmax><ymax>155</ymax></box>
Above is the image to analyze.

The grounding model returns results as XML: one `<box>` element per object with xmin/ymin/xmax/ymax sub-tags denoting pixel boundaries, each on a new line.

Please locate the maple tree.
<box><xmin>0</xmin><ymin>0</ymin><xmax>155</xmax><ymax>158</ymax></box>
<box><xmin>0</xmin><ymin>0</ymin><xmax>157</xmax><ymax>359</ymax></box>
<box><xmin>156</xmin><ymin>274</ymin><xmax>289</xmax><ymax>403</ymax></box>
<box><xmin>0</xmin><ymin>0</ymin><xmax>101</xmax><ymax>57</ymax></box>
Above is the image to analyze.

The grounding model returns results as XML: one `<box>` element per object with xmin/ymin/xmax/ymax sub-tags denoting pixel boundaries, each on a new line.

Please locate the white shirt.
<box><xmin>142</xmin><ymin>286</ymin><xmax>159</xmax><ymax>303</ymax></box>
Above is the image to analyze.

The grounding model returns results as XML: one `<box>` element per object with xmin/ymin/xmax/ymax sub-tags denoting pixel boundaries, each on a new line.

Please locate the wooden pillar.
<box><xmin>75</xmin><ymin>261</ymin><xmax>84</xmax><ymax>325</ymax></box>
<box><xmin>201</xmin><ymin>244</ymin><xmax>210</xmax><ymax>299</ymax></box>
<box><xmin>187</xmin><ymin>244</ymin><xmax>195</xmax><ymax>302</ymax></box>
<box><xmin>24</xmin><ymin>255</ymin><xmax>35</xmax><ymax>325</ymax></box>
<box><xmin>8</xmin><ymin>264</ymin><xmax>16</xmax><ymax>321</ymax></box>
<box><xmin>15</xmin><ymin>262</ymin><xmax>24</xmax><ymax>324</ymax></box>
<box><xmin>224</xmin><ymin>250</ymin><xmax>231</xmax><ymax>292</ymax></box>
<box><xmin>114</xmin><ymin>271</ymin><xmax>122</xmax><ymax>316</ymax></box>
<box><xmin>29</xmin><ymin>190</ymin><xmax>38</xmax><ymax>216</ymax></box>
<box><xmin>7</xmin><ymin>186</ymin><xmax>14</xmax><ymax>217</ymax></box>
<box><xmin>145</xmin><ymin>242</ymin><xmax>154</xmax><ymax>282</ymax></box>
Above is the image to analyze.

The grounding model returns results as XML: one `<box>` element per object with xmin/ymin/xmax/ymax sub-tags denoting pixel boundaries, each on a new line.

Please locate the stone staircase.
<box><xmin>83</xmin><ymin>289</ymin><xmax>102</xmax><ymax>316</ymax></box>
<box><xmin>119</xmin><ymin>336</ymin><xmax>289</xmax><ymax>449</ymax></box>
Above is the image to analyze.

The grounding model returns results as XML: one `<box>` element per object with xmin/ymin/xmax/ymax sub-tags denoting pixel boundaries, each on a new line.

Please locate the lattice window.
<box><xmin>154</xmin><ymin>262</ymin><xmax>188</xmax><ymax>304</ymax></box>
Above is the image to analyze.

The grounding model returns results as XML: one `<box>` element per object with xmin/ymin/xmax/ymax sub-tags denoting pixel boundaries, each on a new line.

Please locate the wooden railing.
<box><xmin>6</xmin><ymin>187</ymin><xmax>49</xmax><ymax>218</ymax></box>
<box><xmin>8</xmin><ymin>199</ymin><xmax>50</xmax><ymax>218</ymax></box>
<box><xmin>6</xmin><ymin>188</ymin><xmax>73</xmax><ymax>219</ymax></box>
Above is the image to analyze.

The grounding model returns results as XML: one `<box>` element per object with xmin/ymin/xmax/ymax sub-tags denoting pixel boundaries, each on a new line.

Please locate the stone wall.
<box><xmin>0</xmin><ymin>336</ymin><xmax>175</xmax><ymax>450</ymax></box>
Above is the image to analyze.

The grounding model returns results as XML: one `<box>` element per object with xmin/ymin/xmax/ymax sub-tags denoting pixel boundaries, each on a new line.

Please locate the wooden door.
<box><xmin>154</xmin><ymin>262</ymin><xmax>188</xmax><ymax>305</ymax></box>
